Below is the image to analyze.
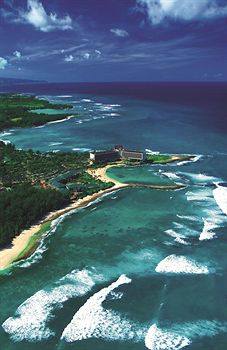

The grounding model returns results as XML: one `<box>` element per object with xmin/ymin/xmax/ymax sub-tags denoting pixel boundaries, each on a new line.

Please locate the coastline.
<box><xmin>0</xmin><ymin>167</ymin><xmax>127</xmax><ymax>271</ymax></box>
<box><xmin>0</xmin><ymin>163</ymin><xmax>186</xmax><ymax>271</ymax></box>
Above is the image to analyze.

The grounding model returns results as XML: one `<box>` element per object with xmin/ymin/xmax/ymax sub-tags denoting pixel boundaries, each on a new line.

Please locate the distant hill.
<box><xmin>0</xmin><ymin>77</ymin><xmax>47</xmax><ymax>85</ymax></box>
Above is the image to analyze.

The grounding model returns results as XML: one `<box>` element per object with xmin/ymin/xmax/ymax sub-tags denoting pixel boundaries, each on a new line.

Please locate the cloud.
<box><xmin>21</xmin><ymin>0</ymin><xmax>73</xmax><ymax>32</ymax></box>
<box><xmin>110</xmin><ymin>28</ymin><xmax>129</xmax><ymax>37</ymax></box>
<box><xmin>13</xmin><ymin>50</ymin><xmax>21</xmax><ymax>58</ymax></box>
<box><xmin>63</xmin><ymin>50</ymin><xmax>101</xmax><ymax>64</ymax></box>
<box><xmin>95</xmin><ymin>49</ymin><xmax>101</xmax><ymax>56</ymax></box>
<box><xmin>0</xmin><ymin>57</ymin><xmax>8</xmax><ymax>69</ymax></box>
<box><xmin>137</xmin><ymin>0</ymin><xmax>227</xmax><ymax>24</ymax></box>
<box><xmin>83</xmin><ymin>52</ymin><xmax>90</xmax><ymax>60</ymax></box>
<box><xmin>64</xmin><ymin>54</ymin><xmax>74</xmax><ymax>62</ymax></box>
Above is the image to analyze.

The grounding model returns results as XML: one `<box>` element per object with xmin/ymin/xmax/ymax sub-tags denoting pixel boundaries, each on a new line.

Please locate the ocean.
<box><xmin>0</xmin><ymin>82</ymin><xmax>227</xmax><ymax>350</ymax></box>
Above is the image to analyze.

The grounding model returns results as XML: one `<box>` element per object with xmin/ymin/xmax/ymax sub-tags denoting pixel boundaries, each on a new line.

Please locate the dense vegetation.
<box><xmin>146</xmin><ymin>154</ymin><xmax>192</xmax><ymax>164</ymax></box>
<box><xmin>0</xmin><ymin>93</ymin><xmax>74</xmax><ymax>130</ymax></box>
<box><xmin>0</xmin><ymin>184</ymin><xmax>68</xmax><ymax>248</ymax></box>
<box><xmin>0</xmin><ymin>142</ymin><xmax>113</xmax><ymax>247</ymax></box>
<box><xmin>0</xmin><ymin>142</ymin><xmax>89</xmax><ymax>186</ymax></box>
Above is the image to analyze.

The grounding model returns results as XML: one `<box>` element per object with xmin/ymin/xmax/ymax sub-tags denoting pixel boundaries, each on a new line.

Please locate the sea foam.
<box><xmin>213</xmin><ymin>184</ymin><xmax>227</xmax><ymax>216</ymax></box>
<box><xmin>155</xmin><ymin>255</ymin><xmax>210</xmax><ymax>274</ymax></box>
<box><xmin>199</xmin><ymin>220</ymin><xmax>216</xmax><ymax>241</ymax></box>
<box><xmin>165</xmin><ymin>229</ymin><xmax>189</xmax><ymax>245</ymax></box>
<box><xmin>176</xmin><ymin>155</ymin><xmax>202</xmax><ymax>166</ymax></box>
<box><xmin>145</xmin><ymin>323</ymin><xmax>191</xmax><ymax>350</ymax></box>
<box><xmin>2</xmin><ymin>269</ymin><xmax>97</xmax><ymax>342</ymax></box>
<box><xmin>145</xmin><ymin>320</ymin><xmax>227</xmax><ymax>350</ymax></box>
<box><xmin>61</xmin><ymin>274</ymin><xmax>145</xmax><ymax>343</ymax></box>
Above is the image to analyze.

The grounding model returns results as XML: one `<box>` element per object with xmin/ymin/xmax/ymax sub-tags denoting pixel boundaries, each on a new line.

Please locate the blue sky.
<box><xmin>0</xmin><ymin>0</ymin><xmax>226</xmax><ymax>82</ymax></box>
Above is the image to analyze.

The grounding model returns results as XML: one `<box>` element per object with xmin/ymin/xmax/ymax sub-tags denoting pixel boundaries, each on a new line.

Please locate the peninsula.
<box><xmin>0</xmin><ymin>93</ymin><xmax>76</xmax><ymax>130</ymax></box>
<box><xmin>0</xmin><ymin>95</ymin><xmax>195</xmax><ymax>270</ymax></box>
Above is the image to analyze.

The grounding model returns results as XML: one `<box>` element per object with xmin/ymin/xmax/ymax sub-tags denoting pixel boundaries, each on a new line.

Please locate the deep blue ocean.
<box><xmin>0</xmin><ymin>82</ymin><xmax>227</xmax><ymax>350</ymax></box>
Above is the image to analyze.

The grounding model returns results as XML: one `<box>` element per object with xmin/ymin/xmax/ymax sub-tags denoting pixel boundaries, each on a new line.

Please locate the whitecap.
<box><xmin>145</xmin><ymin>320</ymin><xmax>227</xmax><ymax>350</ymax></box>
<box><xmin>176</xmin><ymin>214</ymin><xmax>198</xmax><ymax>222</ymax></box>
<box><xmin>0</xmin><ymin>139</ymin><xmax>11</xmax><ymax>145</ymax></box>
<box><xmin>61</xmin><ymin>275</ymin><xmax>145</xmax><ymax>343</ymax></box>
<box><xmin>110</xmin><ymin>113</ymin><xmax>120</xmax><ymax>117</ymax></box>
<box><xmin>155</xmin><ymin>255</ymin><xmax>210</xmax><ymax>274</ymax></box>
<box><xmin>2</xmin><ymin>269</ymin><xmax>97</xmax><ymax>342</ymax></box>
<box><xmin>34</xmin><ymin>125</ymin><xmax>45</xmax><ymax>128</ymax></box>
<box><xmin>72</xmin><ymin>147</ymin><xmax>91</xmax><ymax>152</ymax></box>
<box><xmin>145</xmin><ymin>323</ymin><xmax>191</xmax><ymax>350</ymax></box>
<box><xmin>162</xmin><ymin>172</ymin><xmax>182</xmax><ymax>181</ymax></box>
<box><xmin>165</xmin><ymin>229</ymin><xmax>189</xmax><ymax>245</ymax></box>
<box><xmin>49</xmin><ymin>142</ymin><xmax>63</xmax><ymax>146</ymax></box>
<box><xmin>199</xmin><ymin>220</ymin><xmax>216</xmax><ymax>241</ymax></box>
<box><xmin>145</xmin><ymin>149</ymin><xmax>160</xmax><ymax>155</ymax></box>
<box><xmin>186</xmin><ymin>188</ymin><xmax>212</xmax><ymax>202</ymax></box>
<box><xmin>213</xmin><ymin>184</ymin><xmax>227</xmax><ymax>216</ymax></box>
<box><xmin>18</xmin><ymin>243</ymin><xmax>48</xmax><ymax>268</ymax></box>
<box><xmin>181</xmin><ymin>172</ymin><xmax>218</xmax><ymax>183</ymax></box>
<box><xmin>81</xmin><ymin>99</ymin><xmax>92</xmax><ymax>102</ymax></box>
<box><xmin>0</xmin><ymin>131</ymin><xmax>12</xmax><ymax>137</ymax></box>
<box><xmin>177</xmin><ymin>155</ymin><xmax>202</xmax><ymax>166</ymax></box>
<box><xmin>56</xmin><ymin>95</ymin><xmax>72</xmax><ymax>98</ymax></box>
<box><xmin>173</xmin><ymin>222</ymin><xmax>198</xmax><ymax>237</ymax></box>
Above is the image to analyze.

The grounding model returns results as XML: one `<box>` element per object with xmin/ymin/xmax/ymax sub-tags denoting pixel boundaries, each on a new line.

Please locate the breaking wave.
<box><xmin>213</xmin><ymin>184</ymin><xmax>227</xmax><ymax>216</ymax></box>
<box><xmin>61</xmin><ymin>275</ymin><xmax>145</xmax><ymax>343</ymax></box>
<box><xmin>2</xmin><ymin>269</ymin><xmax>98</xmax><ymax>342</ymax></box>
<box><xmin>145</xmin><ymin>320</ymin><xmax>227</xmax><ymax>350</ymax></box>
<box><xmin>199</xmin><ymin>220</ymin><xmax>216</xmax><ymax>241</ymax></box>
<box><xmin>145</xmin><ymin>323</ymin><xmax>190</xmax><ymax>350</ymax></box>
<box><xmin>155</xmin><ymin>255</ymin><xmax>210</xmax><ymax>274</ymax></box>
<box><xmin>176</xmin><ymin>155</ymin><xmax>202</xmax><ymax>166</ymax></box>
<box><xmin>56</xmin><ymin>95</ymin><xmax>72</xmax><ymax>98</ymax></box>
<box><xmin>165</xmin><ymin>229</ymin><xmax>189</xmax><ymax>246</ymax></box>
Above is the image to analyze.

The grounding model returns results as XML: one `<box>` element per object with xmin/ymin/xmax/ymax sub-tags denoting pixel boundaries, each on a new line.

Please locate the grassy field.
<box><xmin>146</xmin><ymin>154</ymin><xmax>193</xmax><ymax>164</ymax></box>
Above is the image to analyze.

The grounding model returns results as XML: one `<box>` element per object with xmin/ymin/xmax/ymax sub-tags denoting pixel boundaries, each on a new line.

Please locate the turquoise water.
<box><xmin>0</xmin><ymin>84</ymin><xmax>227</xmax><ymax>350</ymax></box>
<box><xmin>107</xmin><ymin>166</ymin><xmax>177</xmax><ymax>185</ymax></box>
<box><xmin>31</xmin><ymin>108</ymin><xmax>73</xmax><ymax>114</ymax></box>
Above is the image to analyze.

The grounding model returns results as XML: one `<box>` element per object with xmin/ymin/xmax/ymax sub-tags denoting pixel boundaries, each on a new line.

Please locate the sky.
<box><xmin>0</xmin><ymin>0</ymin><xmax>227</xmax><ymax>82</ymax></box>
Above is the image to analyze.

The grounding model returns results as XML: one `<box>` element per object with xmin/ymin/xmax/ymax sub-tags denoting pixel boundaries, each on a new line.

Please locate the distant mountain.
<box><xmin>0</xmin><ymin>77</ymin><xmax>47</xmax><ymax>85</ymax></box>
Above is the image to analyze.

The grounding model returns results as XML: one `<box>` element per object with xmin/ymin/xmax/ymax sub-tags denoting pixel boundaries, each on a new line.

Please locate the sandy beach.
<box><xmin>0</xmin><ymin>163</ymin><xmax>185</xmax><ymax>271</ymax></box>
<box><xmin>47</xmin><ymin>115</ymin><xmax>77</xmax><ymax>124</ymax></box>
<box><xmin>0</xmin><ymin>165</ymin><xmax>127</xmax><ymax>271</ymax></box>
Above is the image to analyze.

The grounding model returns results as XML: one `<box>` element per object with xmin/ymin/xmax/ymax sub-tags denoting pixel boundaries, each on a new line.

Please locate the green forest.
<box><xmin>0</xmin><ymin>93</ymin><xmax>75</xmax><ymax>130</ymax></box>
<box><xmin>0</xmin><ymin>142</ymin><xmax>113</xmax><ymax>248</ymax></box>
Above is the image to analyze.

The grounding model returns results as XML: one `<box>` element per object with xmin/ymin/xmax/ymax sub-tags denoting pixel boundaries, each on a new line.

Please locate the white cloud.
<box><xmin>22</xmin><ymin>0</ymin><xmax>72</xmax><ymax>32</ymax></box>
<box><xmin>137</xmin><ymin>0</ymin><xmax>227</xmax><ymax>24</ymax></box>
<box><xmin>64</xmin><ymin>54</ymin><xmax>74</xmax><ymax>62</ymax></box>
<box><xmin>13</xmin><ymin>50</ymin><xmax>21</xmax><ymax>58</ymax></box>
<box><xmin>64</xmin><ymin>50</ymin><xmax>101</xmax><ymax>64</ymax></box>
<box><xmin>110</xmin><ymin>28</ymin><xmax>129</xmax><ymax>37</ymax></box>
<box><xmin>83</xmin><ymin>52</ymin><xmax>90</xmax><ymax>60</ymax></box>
<box><xmin>0</xmin><ymin>57</ymin><xmax>8</xmax><ymax>69</ymax></box>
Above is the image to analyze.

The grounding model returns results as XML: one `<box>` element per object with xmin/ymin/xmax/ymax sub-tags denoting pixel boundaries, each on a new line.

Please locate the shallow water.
<box><xmin>0</xmin><ymin>83</ymin><xmax>227</xmax><ymax>350</ymax></box>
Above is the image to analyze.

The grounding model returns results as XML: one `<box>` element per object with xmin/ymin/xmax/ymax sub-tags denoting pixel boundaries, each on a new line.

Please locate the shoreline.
<box><xmin>0</xmin><ymin>163</ymin><xmax>186</xmax><ymax>271</ymax></box>
<box><xmin>0</xmin><ymin>169</ymin><xmax>127</xmax><ymax>271</ymax></box>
